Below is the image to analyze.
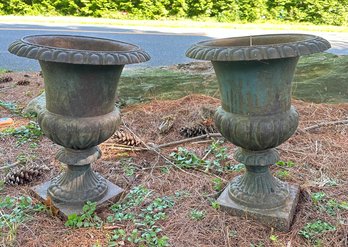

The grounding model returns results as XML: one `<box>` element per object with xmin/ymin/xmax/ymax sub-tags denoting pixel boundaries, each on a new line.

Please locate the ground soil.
<box><xmin>0</xmin><ymin>70</ymin><xmax>347</xmax><ymax>247</ymax></box>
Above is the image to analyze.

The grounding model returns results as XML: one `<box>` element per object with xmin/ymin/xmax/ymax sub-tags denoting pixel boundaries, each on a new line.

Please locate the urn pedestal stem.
<box><xmin>47</xmin><ymin>147</ymin><xmax>108</xmax><ymax>205</ymax></box>
<box><xmin>186</xmin><ymin>33</ymin><xmax>331</xmax><ymax>231</ymax></box>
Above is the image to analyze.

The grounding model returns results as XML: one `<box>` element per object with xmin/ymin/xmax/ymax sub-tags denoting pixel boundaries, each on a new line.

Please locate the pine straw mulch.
<box><xmin>0</xmin><ymin>71</ymin><xmax>348</xmax><ymax>247</ymax></box>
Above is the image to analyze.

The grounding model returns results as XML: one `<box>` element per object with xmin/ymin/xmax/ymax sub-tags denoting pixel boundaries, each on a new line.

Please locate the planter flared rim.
<box><xmin>8</xmin><ymin>34</ymin><xmax>151</xmax><ymax>65</ymax></box>
<box><xmin>186</xmin><ymin>33</ymin><xmax>331</xmax><ymax>61</ymax></box>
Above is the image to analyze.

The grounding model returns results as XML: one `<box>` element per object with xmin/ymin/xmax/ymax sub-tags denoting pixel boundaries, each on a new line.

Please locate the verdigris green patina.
<box><xmin>186</xmin><ymin>34</ymin><xmax>330</xmax><ymax>231</ymax></box>
<box><xmin>8</xmin><ymin>35</ymin><xmax>150</xmax><ymax>215</ymax></box>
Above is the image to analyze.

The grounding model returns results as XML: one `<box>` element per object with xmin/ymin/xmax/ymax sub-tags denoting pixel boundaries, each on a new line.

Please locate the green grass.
<box><xmin>119</xmin><ymin>68</ymin><xmax>216</xmax><ymax>105</ymax></box>
<box><xmin>118</xmin><ymin>53</ymin><xmax>348</xmax><ymax>105</ymax></box>
<box><xmin>293</xmin><ymin>53</ymin><xmax>348</xmax><ymax>103</ymax></box>
<box><xmin>0</xmin><ymin>69</ymin><xmax>8</xmax><ymax>74</ymax></box>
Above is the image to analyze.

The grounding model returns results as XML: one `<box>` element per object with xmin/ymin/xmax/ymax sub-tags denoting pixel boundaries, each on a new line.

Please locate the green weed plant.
<box><xmin>190</xmin><ymin>209</ymin><xmax>205</xmax><ymax>221</ymax></box>
<box><xmin>170</xmin><ymin>141</ymin><xmax>231</xmax><ymax>174</ymax></box>
<box><xmin>107</xmin><ymin>186</ymin><xmax>175</xmax><ymax>247</ymax></box>
<box><xmin>299</xmin><ymin>220</ymin><xmax>336</xmax><ymax>242</ymax></box>
<box><xmin>211</xmin><ymin>177</ymin><xmax>223</xmax><ymax>191</ymax></box>
<box><xmin>311</xmin><ymin>192</ymin><xmax>348</xmax><ymax>216</ymax></box>
<box><xmin>65</xmin><ymin>201</ymin><xmax>102</xmax><ymax>228</ymax></box>
<box><xmin>275</xmin><ymin>170</ymin><xmax>290</xmax><ymax>179</ymax></box>
<box><xmin>0</xmin><ymin>121</ymin><xmax>43</xmax><ymax>145</ymax></box>
<box><xmin>0</xmin><ymin>100</ymin><xmax>18</xmax><ymax>113</ymax></box>
<box><xmin>0</xmin><ymin>196</ymin><xmax>43</xmax><ymax>245</ymax></box>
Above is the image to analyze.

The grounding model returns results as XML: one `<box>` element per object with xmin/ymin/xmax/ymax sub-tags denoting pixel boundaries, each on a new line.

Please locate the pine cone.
<box><xmin>180</xmin><ymin>124</ymin><xmax>207</xmax><ymax>138</ymax></box>
<box><xmin>201</xmin><ymin>118</ymin><xmax>217</xmax><ymax>133</ymax></box>
<box><xmin>16</xmin><ymin>80</ymin><xmax>30</xmax><ymax>86</ymax></box>
<box><xmin>112</xmin><ymin>129</ymin><xmax>140</xmax><ymax>146</ymax></box>
<box><xmin>180</xmin><ymin>120</ymin><xmax>217</xmax><ymax>138</ymax></box>
<box><xmin>158</xmin><ymin>115</ymin><xmax>175</xmax><ymax>134</ymax></box>
<box><xmin>5</xmin><ymin>163</ymin><xmax>50</xmax><ymax>185</ymax></box>
<box><xmin>0</xmin><ymin>76</ymin><xmax>13</xmax><ymax>83</ymax></box>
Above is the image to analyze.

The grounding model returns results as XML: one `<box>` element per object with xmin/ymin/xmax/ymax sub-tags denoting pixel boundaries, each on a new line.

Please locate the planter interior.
<box><xmin>8</xmin><ymin>35</ymin><xmax>150</xmax><ymax>216</ymax></box>
<box><xmin>186</xmin><ymin>33</ymin><xmax>330</xmax><ymax>231</ymax></box>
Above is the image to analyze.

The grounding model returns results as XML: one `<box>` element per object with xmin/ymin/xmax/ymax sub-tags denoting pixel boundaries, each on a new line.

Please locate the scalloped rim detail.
<box><xmin>186</xmin><ymin>33</ymin><xmax>331</xmax><ymax>61</ymax></box>
<box><xmin>8</xmin><ymin>35</ymin><xmax>151</xmax><ymax>65</ymax></box>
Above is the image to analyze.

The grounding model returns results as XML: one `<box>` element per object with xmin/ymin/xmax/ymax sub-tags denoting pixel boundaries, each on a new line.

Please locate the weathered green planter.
<box><xmin>8</xmin><ymin>35</ymin><xmax>150</xmax><ymax>215</ymax></box>
<box><xmin>186</xmin><ymin>34</ymin><xmax>330</xmax><ymax>231</ymax></box>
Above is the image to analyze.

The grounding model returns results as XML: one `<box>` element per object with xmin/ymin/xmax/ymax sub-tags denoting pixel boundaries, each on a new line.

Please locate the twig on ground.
<box><xmin>277</xmin><ymin>147</ymin><xmax>309</xmax><ymax>155</ymax></box>
<box><xmin>277</xmin><ymin>147</ymin><xmax>337</xmax><ymax>157</ymax></box>
<box><xmin>153</xmin><ymin>133</ymin><xmax>223</xmax><ymax>149</ymax></box>
<box><xmin>275</xmin><ymin>164</ymin><xmax>292</xmax><ymax>171</ymax></box>
<box><xmin>103</xmin><ymin>224</ymin><xmax>124</xmax><ymax>230</ymax></box>
<box><xmin>226</xmin><ymin>225</ymin><xmax>231</xmax><ymax>247</ymax></box>
<box><xmin>120</xmin><ymin>120</ymin><xmax>228</xmax><ymax>181</ymax></box>
<box><xmin>102</xmin><ymin>144</ymin><xmax>147</xmax><ymax>151</ymax></box>
<box><xmin>121</xmin><ymin>119</ymin><xmax>202</xmax><ymax>179</ymax></box>
<box><xmin>0</xmin><ymin>161</ymin><xmax>20</xmax><ymax>170</ymax></box>
<box><xmin>149</xmin><ymin>155</ymin><xmax>160</xmax><ymax>180</ymax></box>
<box><xmin>191</xmin><ymin>140</ymin><xmax>214</xmax><ymax>145</ymax></box>
<box><xmin>104</xmin><ymin>133</ymin><xmax>223</xmax><ymax>151</ymax></box>
<box><xmin>141</xmin><ymin>165</ymin><xmax>169</xmax><ymax>171</ymax></box>
<box><xmin>202</xmin><ymin>191</ymin><xmax>222</xmax><ymax>199</ymax></box>
<box><xmin>192</xmin><ymin>166</ymin><xmax>228</xmax><ymax>182</ymax></box>
<box><xmin>202</xmin><ymin>147</ymin><xmax>213</xmax><ymax>160</ymax></box>
<box><xmin>303</xmin><ymin>119</ymin><xmax>348</xmax><ymax>132</ymax></box>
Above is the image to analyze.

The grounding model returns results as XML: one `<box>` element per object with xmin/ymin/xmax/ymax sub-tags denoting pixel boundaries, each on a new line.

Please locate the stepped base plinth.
<box><xmin>31</xmin><ymin>179</ymin><xmax>123</xmax><ymax>219</ymax></box>
<box><xmin>217</xmin><ymin>183</ymin><xmax>299</xmax><ymax>231</ymax></box>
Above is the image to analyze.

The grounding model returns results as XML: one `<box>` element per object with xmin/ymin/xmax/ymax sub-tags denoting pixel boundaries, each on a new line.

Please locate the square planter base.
<box><xmin>31</xmin><ymin>179</ymin><xmax>124</xmax><ymax>220</ymax></box>
<box><xmin>217</xmin><ymin>183</ymin><xmax>299</xmax><ymax>231</ymax></box>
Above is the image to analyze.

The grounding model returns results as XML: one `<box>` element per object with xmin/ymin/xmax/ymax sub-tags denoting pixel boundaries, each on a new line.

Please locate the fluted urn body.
<box><xmin>8</xmin><ymin>35</ymin><xmax>150</xmax><ymax>207</ymax></box>
<box><xmin>186</xmin><ymin>34</ymin><xmax>330</xmax><ymax>230</ymax></box>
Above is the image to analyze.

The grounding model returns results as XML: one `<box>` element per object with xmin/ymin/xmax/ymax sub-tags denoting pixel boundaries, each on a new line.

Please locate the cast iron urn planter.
<box><xmin>8</xmin><ymin>35</ymin><xmax>150</xmax><ymax>215</ymax></box>
<box><xmin>186</xmin><ymin>34</ymin><xmax>330</xmax><ymax>231</ymax></box>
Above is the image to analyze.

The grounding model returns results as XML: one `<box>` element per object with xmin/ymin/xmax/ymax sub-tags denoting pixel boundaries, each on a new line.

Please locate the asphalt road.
<box><xmin>1</xmin><ymin>23</ymin><xmax>348</xmax><ymax>71</ymax></box>
<box><xmin>0</xmin><ymin>23</ymin><xmax>208</xmax><ymax>71</ymax></box>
